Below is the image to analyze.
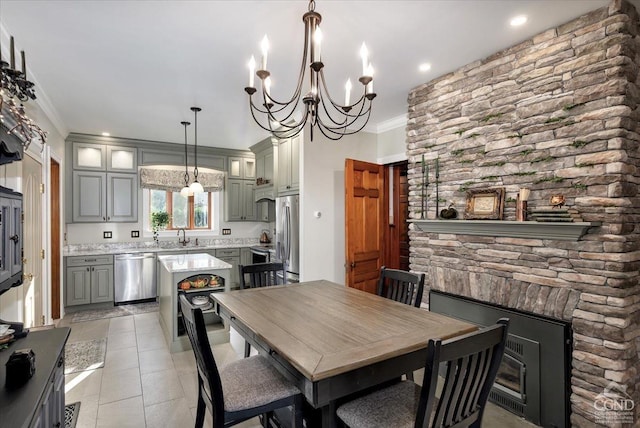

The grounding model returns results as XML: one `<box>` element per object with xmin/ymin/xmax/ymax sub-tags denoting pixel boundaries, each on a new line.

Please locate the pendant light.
<box><xmin>189</xmin><ymin>106</ymin><xmax>204</xmax><ymax>194</ymax></box>
<box><xmin>179</xmin><ymin>120</ymin><xmax>193</xmax><ymax>197</ymax></box>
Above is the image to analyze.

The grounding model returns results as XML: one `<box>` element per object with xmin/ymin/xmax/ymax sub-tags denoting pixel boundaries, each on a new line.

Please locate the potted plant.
<box><xmin>151</xmin><ymin>211</ymin><xmax>170</xmax><ymax>244</ymax></box>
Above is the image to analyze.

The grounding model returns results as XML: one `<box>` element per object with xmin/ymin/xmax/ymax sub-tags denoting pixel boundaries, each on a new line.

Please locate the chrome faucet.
<box><xmin>178</xmin><ymin>228</ymin><xmax>190</xmax><ymax>246</ymax></box>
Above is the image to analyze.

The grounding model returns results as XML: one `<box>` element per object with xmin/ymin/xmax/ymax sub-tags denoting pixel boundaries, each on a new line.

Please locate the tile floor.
<box><xmin>59</xmin><ymin>311</ymin><xmax>538</xmax><ymax>428</ymax></box>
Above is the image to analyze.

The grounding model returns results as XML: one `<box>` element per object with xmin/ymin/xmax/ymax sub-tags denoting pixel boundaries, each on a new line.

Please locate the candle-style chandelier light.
<box><xmin>244</xmin><ymin>0</ymin><xmax>376</xmax><ymax>141</ymax></box>
<box><xmin>1</xmin><ymin>36</ymin><xmax>36</xmax><ymax>102</ymax></box>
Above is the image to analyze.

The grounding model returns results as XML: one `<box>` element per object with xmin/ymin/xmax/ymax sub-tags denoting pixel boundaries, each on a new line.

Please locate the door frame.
<box><xmin>22</xmin><ymin>148</ymin><xmax>46</xmax><ymax>327</ymax></box>
<box><xmin>44</xmin><ymin>145</ymin><xmax>62</xmax><ymax>324</ymax></box>
<box><xmin>49</xmin><ymin>154</ymin><xmax>61</xmax><ymax>320</ymax></box>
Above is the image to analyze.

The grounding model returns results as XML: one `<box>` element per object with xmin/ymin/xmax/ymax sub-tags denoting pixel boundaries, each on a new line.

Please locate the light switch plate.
<box><xmin>103</xmin><ymin>231</ymin><xmax>112</xmax><ymax>239</ymax></box>
<box><xmin>131</xmin><ymin>230</ymin><xmax>140</xmax><ymax>238</ymax></box>
<box><xmin>222</xmin><ymin>228</ymin><xmax>231</xmax><ymax>235</ymax></box>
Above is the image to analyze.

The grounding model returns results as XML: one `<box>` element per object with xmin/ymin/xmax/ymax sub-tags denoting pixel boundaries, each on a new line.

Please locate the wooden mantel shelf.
<box><xmin>409</xmin><ymin>219</ymin><xmax>601</xmax><ymax>241</ymax></box>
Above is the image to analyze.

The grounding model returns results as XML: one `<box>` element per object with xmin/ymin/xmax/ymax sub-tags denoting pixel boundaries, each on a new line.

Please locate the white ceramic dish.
<box><xmin>192</xmin><ymin>296</ymin><xmax>209</xmax><ymax>306</ymax></box>
<box><xmin>0</xmin><ymin>324</ymin><xmax>10</xmax><ymax>336</ymax></box>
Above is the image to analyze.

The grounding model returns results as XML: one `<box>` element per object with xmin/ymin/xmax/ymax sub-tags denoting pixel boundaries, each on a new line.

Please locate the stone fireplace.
<box><xmin>407</xmin><ymin>1</ymin><xmax>640</xmax><ymax>426</ymax></box>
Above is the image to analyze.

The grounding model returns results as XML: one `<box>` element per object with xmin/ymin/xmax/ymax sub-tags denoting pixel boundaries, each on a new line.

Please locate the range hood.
<box><xmin>0</xmin><ymin>127</ymin><xmax>24</xmax><ymax>165</ymax></box>
<box><xmin>255</xmin><ymin>186</ymin><xmax>275</xmax><ymax>202</ymax></box>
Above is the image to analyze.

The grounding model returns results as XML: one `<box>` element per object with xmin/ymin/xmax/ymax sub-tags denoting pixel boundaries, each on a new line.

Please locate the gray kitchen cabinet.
<box><xmin>228</xmin><ymin>156</ymin><xmax>256</xmax><ymax>180</ymax></box>
<box><xmin>0</xmin><ymin>329</ymin><xmax>69</xmax><ymax>428</ymax></box>
<box><xmin>215</xmin><ymin>248</ymin><xmax>240</xmax><ymax>289</ymax></box>
<box><xmin>65</xmin><ymin>266</ymin><xmax>92</xmax><ymax>306</ymax></box>
<box><xmin>73</xmin><ymin>142</ymin><xmax>137</xmax><ymax>173</ymax></box>
<box><xmin>72</xmin><ymin>171</ymin><xmax>137</xmax><ymax>223</ymax></box>
<box><xmin>0</xmin><ymin>190</ymin><xmax>22</xmax><ymax>287</ymax></box>
<box><xmin>255</xmin><ymin>147</ymin><xmax>274</xmax><ymax>184</ymax></box>
<box><xmin>277</xmin><ymin>135</ymin><xmax>300</xmax><ymax>195</ymax></box>
<box><xmin>240</xmin><ymin>247</ymin><xmax>252</xmax><ymax>267</ymax></box>
<box><xmin>225</xmin><ymin>179</ymin><xmax>256</xmax><ymax>221</ymax></box>
<box><xmin>32</xmin><ymin>353</ymin><xmax>65</xmax><ymax>428</ymax></box>
<box><xmin>65</xmin><ymin>255</ymin><xmax>114</xmax><ymax>306</ymax></box>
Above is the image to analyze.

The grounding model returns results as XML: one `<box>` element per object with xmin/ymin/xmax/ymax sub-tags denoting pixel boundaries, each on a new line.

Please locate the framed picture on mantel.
<box><xmin>464</xmin><ymin>187</ymin><xmax>505</xmax><ymax>220</ymax></box>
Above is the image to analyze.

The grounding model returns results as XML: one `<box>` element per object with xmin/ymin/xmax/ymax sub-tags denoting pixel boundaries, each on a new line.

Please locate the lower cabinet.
<box><xmin>32</xmin><ymin>354</ymin><xmax>64</xmax><ymax>428</ymax></box>
<box><xmin>65</xmin><ymin>255</ymin><xmax>114</xmax><ymax>306</ymax></box>
<box><xmin>214</xmin><ymin>248</ymin><xmax>241</xmax><ymax>289</ymax></box>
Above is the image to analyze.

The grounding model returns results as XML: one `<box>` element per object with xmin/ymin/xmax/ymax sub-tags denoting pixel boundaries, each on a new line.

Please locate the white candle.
<box><xmin>248</xmin><ymin>56</ymin><xmax>256</xmax><ymax>87</ymax></box>
<box><xmin>366</xmin><ymin>64</ymin><xmax>374</xmax><ymax>93</ymax></box>
<box><xmin>344</xmin><ymin>79</ymin><xmax>352</xmax><ymax>106</ymax></box>
<box><xmin>313</xmin><ymin>27</ymin><xmax>322</xmax><ymax>63</ymax></box>
<box><xmin>360</xmin><ymin>43</ymin><xmax>368</xmax><ymax>76</ymax></box>
<box><xmin>261</xmin><ymin>35</ymin><xmax>269</xmax><ymax>70</ymax></box>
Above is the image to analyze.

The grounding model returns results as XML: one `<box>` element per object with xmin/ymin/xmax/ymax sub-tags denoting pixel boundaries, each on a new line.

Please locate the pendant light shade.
<box><xmin>189</xmin><ymin>106</ymin><xmax>204</xmax><ymax>194</ymax></box>
<box><xmin>180</xmin><ymin>120</ymin><xmax>193</xmax><ymax>197</ymax></box>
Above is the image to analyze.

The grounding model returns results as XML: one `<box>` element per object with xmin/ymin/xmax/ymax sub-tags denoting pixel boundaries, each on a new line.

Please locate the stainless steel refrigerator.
<box><xmin>275</xmin><ymin>195</ymin><xmax>299</xmax><ymax>282</ymax></box>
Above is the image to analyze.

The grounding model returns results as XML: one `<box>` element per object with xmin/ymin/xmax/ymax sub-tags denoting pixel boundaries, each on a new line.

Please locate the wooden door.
<box><xmin>345</xmin><ymin>159</ymin><xmax>384</xmax><ymax>293</ymax></box>
<box><xmin>50</xmin><ymin>158</ymin><xmax>61</xmax><ymax>319</ymax></box>
<box><xmin>23</xmin><ymin>154</ymin><xmax>44</xmax><ymax>327</ymax></box>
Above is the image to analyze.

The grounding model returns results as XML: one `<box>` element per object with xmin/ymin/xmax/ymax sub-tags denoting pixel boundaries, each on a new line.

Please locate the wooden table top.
<box><xmin>212</xmin><ymin>280</ymin><xmax>477</xmax><ymax>382</ymax></box>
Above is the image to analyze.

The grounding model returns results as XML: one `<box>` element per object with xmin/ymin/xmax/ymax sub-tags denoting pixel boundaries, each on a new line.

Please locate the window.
<box><xmin>149</xmin><ymin>189</ymin><xmax>212</xmax><ymax>230</ymax></box>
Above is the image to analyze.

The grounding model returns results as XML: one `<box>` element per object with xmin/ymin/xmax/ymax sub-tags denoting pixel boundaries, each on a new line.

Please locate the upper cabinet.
<box><xmin>71</xmin><ymin>142</ymin><xmax>138</xmax><ymax>223</ymax></box>
<box><xmin>73</xmin><ymin>143</ymin><xmax>137</xmax><ymax>173</ymax></box>
<box><xmin>72</xmin><ymin>171</ymin><xmax>138</xmax><ymax>223</ymax></box>
<box><xmin>277</xmin><ymin>135</ymin><xmax>300</xmax><ymax>195</ymax></box>
<box><xmin>228</xmin><ymin>157</ymin><xmax>256</xmax><ymax>180</ymax></box>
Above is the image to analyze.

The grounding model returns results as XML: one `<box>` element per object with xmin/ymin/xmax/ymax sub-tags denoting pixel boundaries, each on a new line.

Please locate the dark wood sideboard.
<box><xmin>0</xmin><ymin>328</ymin><xmax>70</xmax><ymax>428</ymax></box>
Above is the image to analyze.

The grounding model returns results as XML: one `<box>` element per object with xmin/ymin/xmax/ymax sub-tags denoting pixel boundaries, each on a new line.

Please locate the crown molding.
<box><xmin>376</xmin><ymin>114</ymin><xmax>407</xmax><ymax>133</ymax></box>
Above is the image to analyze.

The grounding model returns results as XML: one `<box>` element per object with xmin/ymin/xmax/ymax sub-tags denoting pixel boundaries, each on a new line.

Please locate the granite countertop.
<box><xmin>158</xmin><ymin>253</ymin><xmax>233</xmax><ymax>273</ymax></box>
<box><xmin>64</xmin><ymin>238</ymin><xmax>260</xmax><ymax>257</ymax></box>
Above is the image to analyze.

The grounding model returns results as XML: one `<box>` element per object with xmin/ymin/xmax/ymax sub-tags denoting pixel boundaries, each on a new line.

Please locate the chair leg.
<box><xmin>244</xmin><ymin>341</ymin><xmax>251</xmax><ymax>358</ymax></box>
<box><xmin>405</xmin><ymin>371</ymin><xmax>414</xmax><ymax>381</ymax></box>
<box><xmin>195</xmin><ymin>393</ymin><xmax>206</xmax><ymax>428</ymax></box>
<box><xmin>293</xmin><ymin>395</ymin><xmax>304</xmax><ymax>428</ymax></box>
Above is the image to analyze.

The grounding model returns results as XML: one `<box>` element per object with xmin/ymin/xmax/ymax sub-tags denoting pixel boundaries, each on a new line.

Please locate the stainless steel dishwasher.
<box><xmin>114</xmin><ymin>253</ymin><xmax>157</xmax><ymax>304</ymax></box>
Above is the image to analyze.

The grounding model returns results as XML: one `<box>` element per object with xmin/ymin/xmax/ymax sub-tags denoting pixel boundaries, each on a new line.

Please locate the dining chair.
<box><xmin>336</xmin><ymin>318</ymin><xmax>510</xmax><ymax>428</ymax></box>
<box><xmin>179</xmin><ymin>295</ymin><xmax>303</xmax><ymax>428</ymax></box>
<box><xmin>239</xmin><ymin>262</ymin><xmax>285</xmax><ymax>357</ymax></box>
<box><xmin>239</xmin><ymin>262</ymin><xmax>285</xmax><ymax>289</ymax></box>
<box><xmin>377</xmin><ymin>266</ymin><xmax>425</xmax><ymax>308</ymax></box>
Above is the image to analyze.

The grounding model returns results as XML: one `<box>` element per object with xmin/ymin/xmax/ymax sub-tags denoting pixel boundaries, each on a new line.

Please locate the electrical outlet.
<box><xmin>222</xmin><ymin>228</ymin><xmax>231</xmax><ymax>235</ymax></box>
<box><xmin>103</xmin><ymin>231</ymin><xmax>112</xmax><ymax>239</ymax></box>
<box><xmin>131</xmin><ymin>230</ymin><xmax>140</xmax><ymax>238</ymax></box>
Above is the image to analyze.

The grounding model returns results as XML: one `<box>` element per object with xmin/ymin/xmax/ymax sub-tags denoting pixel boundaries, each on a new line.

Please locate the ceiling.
<box><xmin>2</xmin><ymin>0</ymin><xmax>630</xmax><ymax>150</ymax></box>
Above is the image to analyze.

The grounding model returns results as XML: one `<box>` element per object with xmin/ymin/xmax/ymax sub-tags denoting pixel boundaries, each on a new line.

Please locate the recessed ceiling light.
<box><xmin>101</xmin><ymin>132</ymin><xmax>110</xmax><ymax>137</ymax></box>
<box><xmin>419</xmin><ymin>63</ymin><xmax>432</xmax><ymax>72</ymax></box>
<box><xmin>510</xmin><ymin>15</ymin><xmax>527</xmax><ymax>27</ymax></box>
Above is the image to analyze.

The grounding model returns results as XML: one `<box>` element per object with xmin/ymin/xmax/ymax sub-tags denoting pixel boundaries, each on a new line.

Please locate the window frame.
<box><xmin>150</xmin><ymin>189</ymin><xmax>213</xmax><ymax>231</ymax></box>
<box><xmin>142</xmin><ymin>189</ymin><xmax>224</xmax><ymax>238</ymax></box>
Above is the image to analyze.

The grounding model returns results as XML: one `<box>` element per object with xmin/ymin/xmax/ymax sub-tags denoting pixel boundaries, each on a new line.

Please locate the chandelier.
<box><xmin>0</xmin><ymin>35</ymin><xmax>46</xmax><ymax>150</ymax></box>
<box><xmin>244</xmin><ymin>0</ymin><xmax>376</xmax><ymax>141</ymax></box>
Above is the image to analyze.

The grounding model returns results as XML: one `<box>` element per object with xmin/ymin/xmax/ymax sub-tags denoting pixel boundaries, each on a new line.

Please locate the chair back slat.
<box><xmin>239</xmin><ymin>262</ymin><xmax>285</xmax><ymax>289</ymax></box>
<box><xmin>179</xmin><ymin>295</ymin><xmax>226</xmax><ymax>428</ymax></box>
<box><xmin>377</xmin><ymin>266</ymin><xmax>425</xmax><ymax>307</ymax></box>
<box><xmin>415</xmin><ymin>318</ymin><xmax>509</xmax><ymax>428</ymax></box>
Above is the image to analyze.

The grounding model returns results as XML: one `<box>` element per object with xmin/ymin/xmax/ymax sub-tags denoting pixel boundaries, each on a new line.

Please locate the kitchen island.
<box><xmin>158</xmin><ymin>253</ymin><xmax>232</xmax><ymax>352</ymax></box>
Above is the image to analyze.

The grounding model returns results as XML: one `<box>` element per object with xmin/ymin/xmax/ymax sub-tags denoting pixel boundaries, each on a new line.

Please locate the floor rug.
<box><xmin>71</xmin><ymin>301</ymin><xmax>159</xmax><ymax>323</ymax></box>
<box><xmin>64</xmin><ymin>402</ymin><xmax>81</xmax><ymax>428</ymax></box>
<box><xmin>64</xmin><ymin>338</ymin><xmax>107</xmax><ymax>374</ymax></box>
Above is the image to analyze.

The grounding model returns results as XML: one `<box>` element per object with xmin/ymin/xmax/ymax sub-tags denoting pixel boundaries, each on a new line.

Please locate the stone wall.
<box><xmin>406</xmin><ymin>1</ymin><xmax>640</xmax><ymax>426</ymax></box>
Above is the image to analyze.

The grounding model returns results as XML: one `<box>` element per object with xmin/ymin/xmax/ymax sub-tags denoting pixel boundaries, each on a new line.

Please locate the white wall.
<box><xmin>376</xmin><ymin>126</ymin><xmax>406</xmax><ymax>164</ymax></box>
<box><xmin>300</xmin><ymin>130</ymin><xmax>377</xmax><ymax>284</ymax></box>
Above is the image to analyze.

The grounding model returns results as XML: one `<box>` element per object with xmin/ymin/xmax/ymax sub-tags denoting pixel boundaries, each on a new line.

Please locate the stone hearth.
<box><xmin>407</xmin><ymin>1</ymin><xmax>640</xmax><ymax>426</ymax></box>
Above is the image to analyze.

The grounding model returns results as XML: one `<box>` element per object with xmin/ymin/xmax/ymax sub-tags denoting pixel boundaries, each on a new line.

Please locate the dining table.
<box><xmin>211</xmin><ymin>280</ymin><xmax>477</xmax><ymax>428</ymax></box>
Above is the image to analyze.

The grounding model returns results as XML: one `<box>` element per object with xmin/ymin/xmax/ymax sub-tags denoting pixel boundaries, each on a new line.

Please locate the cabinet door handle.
<box><xmin>92</xmin><ymin>267</ymin><xmax>95</xmax><ymax>271</ymax></box>
<box><xmin>103</xmin><ymin>217</ymin><xmax>106</xmax><ymax>221</ymax></box>
<box><xmin>86</xmin><ymin>267</ymin><xmax>90</xmax><ymax>272</ymax></box>
<box><xmin>107</xmin><ymin>216</ymin><xmax>110</xmax><ymax>221</ymax></box>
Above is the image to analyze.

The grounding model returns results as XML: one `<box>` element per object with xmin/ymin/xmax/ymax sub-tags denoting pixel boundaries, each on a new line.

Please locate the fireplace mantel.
<box><xmin>410</xmin><ymin>219</ymin><xmax>600</xmax><ymax>241</ymax></box>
